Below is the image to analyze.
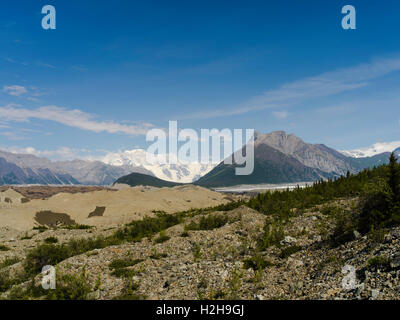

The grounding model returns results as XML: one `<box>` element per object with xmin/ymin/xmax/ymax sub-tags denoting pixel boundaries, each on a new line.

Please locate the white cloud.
<box><xmin>0</xmin><ymin>104</ymin><xmax>151</xmax><ymax>136</ymax></box>
<box><xmin>3</xmin><ymin>85</ymin><xmax>28</xmax><ymax>96</ymax></box>
<box><xmin>180</xmin><ymin>56</ymin><xmax>400</xmax><ymax>120</ymax></box>
<box><xmin>0</xmin><ymin>131</ymin><xmax>27</xmax><ymax>141</ymax></box>
<box><xmin>36</xmin><ymin>61</ymin><xmax>56</xmax><ymax>69</ymax></box>
<box><xmin>4</xmin><ymin>146</ymin><xmax>100</xmax><ymax>161</ymax></box>
<box><xmin>272</xmin><ymin>110</ymin><xmax>289</xmax><ymax>119</ymax></box>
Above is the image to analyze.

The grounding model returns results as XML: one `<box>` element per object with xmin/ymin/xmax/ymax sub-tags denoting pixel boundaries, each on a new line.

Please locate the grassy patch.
<box><xmin>109</xmin><ymin>258</ymin><xmax>144</xmax><ymax>270</ymax></box>
<box><xmin>33</xmin><ymin>226</ymin><xmax>48</xmax><ymax>233</ymax></box>
<box><xmin>24</xmin><ymin>236</ymin><xmax>119</xmax><ymax>276</ymax></box>
<box><xmin>279</xmin><ymin>245</ymin><xmax>302</xmax><ymax>259</ymax></box>
<box><xmin>185</xmin><ymin>214</ymin><xmax>231</xmax><ymax>231</ymax></box>
<box><xmin>193</xmin><ymin>243</ymin><xmax>202</xmax><ymax>261</ymax></box>
<box><xmin>0</xmin><ymin>245</ymin><xmax>10</xmax><ymax>252</ymax></box>
<box><xmin>44</xmin><ymin>236</ymin><xmax>58</xmax><ymax>244</ymax></box>
<box><xmin>113</xmin><ymin>280</ymin><xmax>145</xmax><ymax>300</ymax></box>
<box><xmin>243</xmin><ymin>254</ymin><xmax>274</xmax><ymax>271</ymax></box>
<box><xmin>63</xmin><ymin>224</ymin><xmax>93</xmax><ymax>230</ymax></box>
<box><xmin>367</xmin><ymin>255</ymin><xmax>391</xmax><ymax>271</ymax></box>
<box><xmin>0</xmin><ymin>257</ymin><xmax>19</xmax><ymax>269</ymax></box>
<box><xmin>256</xmin><ymin>220</ymin><xmax>284</xmax><ymax>251</ymax></box>
<box><xmin>154</xmin><ymin>231</ymin><xmax>170</xmax><ymax>243</ymax></box>
<box><xmin>8</xmin><ymin>271</ymin><xmax>92</xmax><ymax>300</ymax></box>
<box><xmin>149</xmin><ymin>252</ymin><xmax>168</xmax><ymax>260</ymax></box>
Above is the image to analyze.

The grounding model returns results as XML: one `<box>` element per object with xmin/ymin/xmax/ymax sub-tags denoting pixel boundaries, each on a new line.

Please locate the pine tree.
<box><xmin>388</xmin><ymin>152</ymin><xmax>400</xmax><ymax>201</ymax></box>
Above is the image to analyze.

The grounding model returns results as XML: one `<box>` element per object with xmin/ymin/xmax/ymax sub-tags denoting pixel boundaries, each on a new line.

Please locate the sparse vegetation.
<box><xmin>367</xmin><ymin>255</ymin><xmax>391</xmax><ymax>271</ymax></box>
<box><xmin>109</xmin><ymin>258</ymin><xmax>144</xmax><ymax>270</ymax></box>
<box><xmin>113</xmin><ymin>280</ymin><xmax>145</xmax><ymax>300</ymax></box>
<box><xmin>0</xmin><ymin>257</ymin><xmax>19</xmax><ymax>269</ymax></box>
<box><xmin>0</xmin><ymin>245</ymin><xmax>10</xmax><ymax>252</ymax></box>
<box><xmin>44</xmin><ymin>236</ymin><xmax>58</xmax><ymax>244</ymax></box>
<box><xmin>243</xmin><ymin>254</ymin><xmax>274</xmax><ymax>270</ymax></box>
<box><xmin>279</xmin><ymin>245</ymin><xmax>302</xmax><ymax>259</ymax></box>
<box><xmin>257</xmin><ymin>219</ymin><xmax>285</xmax><ymax>251</ymax></box>
<box><xmin>63</xmin><ymin>224</ymin><xmax>93</xmax><ymax>230</ymax></box>
<box><xmin>154</xmin><ymin>231</ymin><xmax>170</xmax><ymax>243</ymax></box>
<box><xmin>33</xmin><ymin>226</ymin><xmax>48</xmax><ymax>233</ymax></box>
<box><xmin>193</xmin><ymin>243</ymin><xmax>202</xmax><ymax>261</ymax></box>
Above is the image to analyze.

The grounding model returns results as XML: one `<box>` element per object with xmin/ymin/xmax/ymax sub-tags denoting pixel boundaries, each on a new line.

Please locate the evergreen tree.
<box><xmin>388</xmin><ymin>152</ymin><xmax>400</xmax><ymax>201</ymax></box>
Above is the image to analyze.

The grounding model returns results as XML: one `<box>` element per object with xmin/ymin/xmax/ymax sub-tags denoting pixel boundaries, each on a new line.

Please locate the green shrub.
<box><xmin>243</xmin><ymin>254</ymin><xmax>274</xmax><ymax>270</ymax></box>
<box><xmin>154</xmin><ymin>231</ymin><xmax>170</xmax><ymax>243</ymax></box>
<box><xmin>0</xmin><ymin>245</ymin><xmax>10</xmax><ymax>252</ymax></box>
<box><xmin>331</xmin><ymin>209</ymin><xmax>357</xmax><ymax>246</ymax></box>
<box><xmin>47</xmin><ymin>272</ymin><xmax>92</xmax><ymax>300</ymax></box>
<box><xmin>111</xmin><ymin>268</ymin><xmax>138</xmax><ymax>278</ymax></box>
<box><xmin>114</xmin><ymin>213</ymin><xmax>183</xmax><ymax>242</ymax></box>
<box><xmin>193</xmin><ymin>243</ymin><xmax>202</xmax><ymax>261</ymax></box>
<box><xmin>0</xmin><ymin>257</ymin><xmax>19</xmax><ymax>269</ymax></box>
<box><xmin>367</xmin><ymin>255</ymin><xmax>391</xmax><ymax>270</ymax></box>
<box><xmin>7</xmin><ymin>271</ymin><xmax>93</xmax><ymax>300</ymax></box>
<box><xmin>113</xmin><ymin>280</ymin><xmax>145</xmax><ymax>300</ymax></box>
<box><xmin>149</xmin><ymin>252</ymin><xmax>167</xmax><ymax>260</ymax></box>
<box><xmin>256</xmin><ymin>220</ymin><xmax>284</xmax><ymax>251</ymax></box>
<box><xmin>24</xmin><ymin>236</ymin><xmax>119</xmax><ymax>276</ymax></box>
<box><xmin>44</xmin><ymin>237</ymin><xmax>58</xmax><ymax>244</ymax></box>
<box><xmin>63</xmin><ymin>224</ymin><xmax>93</xmax><ymax>230</ymax></box>
<box><xmin>185</xmin><ymin>214</ymin><xmax>231</xmax><ymax>231</ymax></box>
<box><xmin>33</xmin><ymin>226</ymin><xmax>48</xmax><ymax>233</ymax></box>
<box><xmin>279</xmin><ymin>245</ymin><xmax>302</xmax><ymax>259</ymax></box>
<box><xmin>109</xmin><ymin>258</ymin><xmax>144</xmax><ymax>270</ymax></box>
<box><xmin>20</xmin><ymin>233</ymin><xmax>34</xmax><ymax>240</ymax></box>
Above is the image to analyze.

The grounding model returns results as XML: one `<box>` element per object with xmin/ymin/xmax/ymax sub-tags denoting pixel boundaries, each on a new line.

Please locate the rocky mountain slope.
<box><xmin>194</xmin><ymin>131</ymin><xmax>393</xmax><ymax>187</ymax></box>
<box><xmin>0</xmin><ymin>157</ymin><xmax>78</xmax><ymax>185</ymax></box>
<box><xmin>255</xmin><ymin>131</ymin><xmax>355</xmax><ymax>175</ymax></box>
<box><xmin>195</xmin><ymin>143</ymin><xmax>331</xmax><ymax>187</ymax></box>
<box><xmin>0</xmin><ymin>150</ymin><xmax>150</xmax><ymax>186</ymax></box>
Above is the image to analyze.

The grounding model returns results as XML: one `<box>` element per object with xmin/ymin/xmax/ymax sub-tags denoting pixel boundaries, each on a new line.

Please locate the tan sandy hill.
<box><xmin>0</xmin><ymin>185</ymin><xmax>229</xmax><ymax>231</ymax></box>
<box><xmin>0</xmin><ymin>189</ymin><xmax>27</xmax><ymax>204</ymax></box>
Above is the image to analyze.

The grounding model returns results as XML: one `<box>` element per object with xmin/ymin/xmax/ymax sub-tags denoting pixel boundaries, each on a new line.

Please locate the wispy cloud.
<box><xmin>272</xmin><ymin>110</ymin><xmax>289</xmax><ymax>119</ymax></box>
<box><xmin>0</xmin><ymin>105</ymin><xmax>152</xmax><ymax>136</ymax></box>
<box><xmin>180</xmin><ymin>56</ymin><xmax>400</xmax><ymax>120</ymax></box>
<box><xmin>0</xmin><ymin>131</ymin><xmax>27</xmax><ymax>141</ymax></box>
<box><xmin>3</xmin><ymin>146</ymin><xmax>99</xmax><ymax>161</ymax></box>
<box><xmin>36</xmin><ymin>61</ymin><xmax>56</xmax><ymax>69</ymax></box>
<box><xmin>3</xmin><ymin>85</ymin><xmax>28</xmax><ymax>96</ymax></box>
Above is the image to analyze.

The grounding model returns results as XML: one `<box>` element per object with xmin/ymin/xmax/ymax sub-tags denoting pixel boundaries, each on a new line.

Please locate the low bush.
<box><xmin>279</xmin><ymin>245</ymin><xmax>302</xmax><ymax>259</ymax></box>
<box><xmin>44</xmin><ymin>237</ymin><xmax>58</xmax><ymax>244</ymax></box>
<box><xmin>256</xmin><ymin>220</ymin><xmax>284</xmax><ymax>251</ymax></box>
<box><xmin>154</xmin><ymin>231</ymin><xmax>170</xmax><ymax>243</ymax></box>
<box><xmin>243</xmin><ymin>254</ymin><xmax>274</xmax><ymax>270</ymax></box>
<box><xmin>367</xmin><ymin>255</ymin><xmax>391</xmax><ymax>271</ymax></box>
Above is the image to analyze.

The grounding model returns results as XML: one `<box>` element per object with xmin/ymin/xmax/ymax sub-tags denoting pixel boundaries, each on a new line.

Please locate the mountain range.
<box><xmin>102</xmin><ymin>149</ymin><xmax>215</xmax><ymax>183</ymax></box>
<box><xmin>0</xmin><ymin>150</ymin><xmax>149</xmax><ymax>186</ymax></box>
<box><xmin>194</xmin><ymin>131</ymin><xmax>395</xmax><ymax>187</ymax></box>
<box><xmin>1</xmin><ymin>131</ymin><xmax>399</xmax><ymax>186</ymax></box>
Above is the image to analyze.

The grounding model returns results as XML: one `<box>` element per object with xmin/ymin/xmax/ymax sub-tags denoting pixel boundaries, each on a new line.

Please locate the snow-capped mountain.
<box><xmin>102</xmin><ymin>149</ymin><xmax>216</xmax><ymax>183</ymax></box>
<box><xmin>340</xmin><ymin>141</ymin><xmax>400</xmax><ymax>158</ymax></box>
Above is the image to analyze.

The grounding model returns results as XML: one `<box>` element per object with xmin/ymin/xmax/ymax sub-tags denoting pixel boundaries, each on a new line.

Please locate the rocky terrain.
<box><xmin>1</xmin><ymin>197</ymin><xmax>399</xmax><ymax>300</ymax></box>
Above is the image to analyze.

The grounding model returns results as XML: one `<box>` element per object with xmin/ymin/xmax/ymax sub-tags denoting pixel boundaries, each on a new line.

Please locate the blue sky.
<box><xmin>1</xmin><ymin>0</ymin><xmax>400</xmax><ymax>160</ymax></box>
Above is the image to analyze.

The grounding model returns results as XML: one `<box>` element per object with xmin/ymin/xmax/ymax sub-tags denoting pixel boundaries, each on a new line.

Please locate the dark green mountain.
<box><xmin>195</xmin><ymin>144</ymin><xmax>332</xmax><ymax>187</ymax></box>
<box><xmin>113</xmin><ymin>172</ymin><xmax>183</xmax><ymax>188</ymax></box>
